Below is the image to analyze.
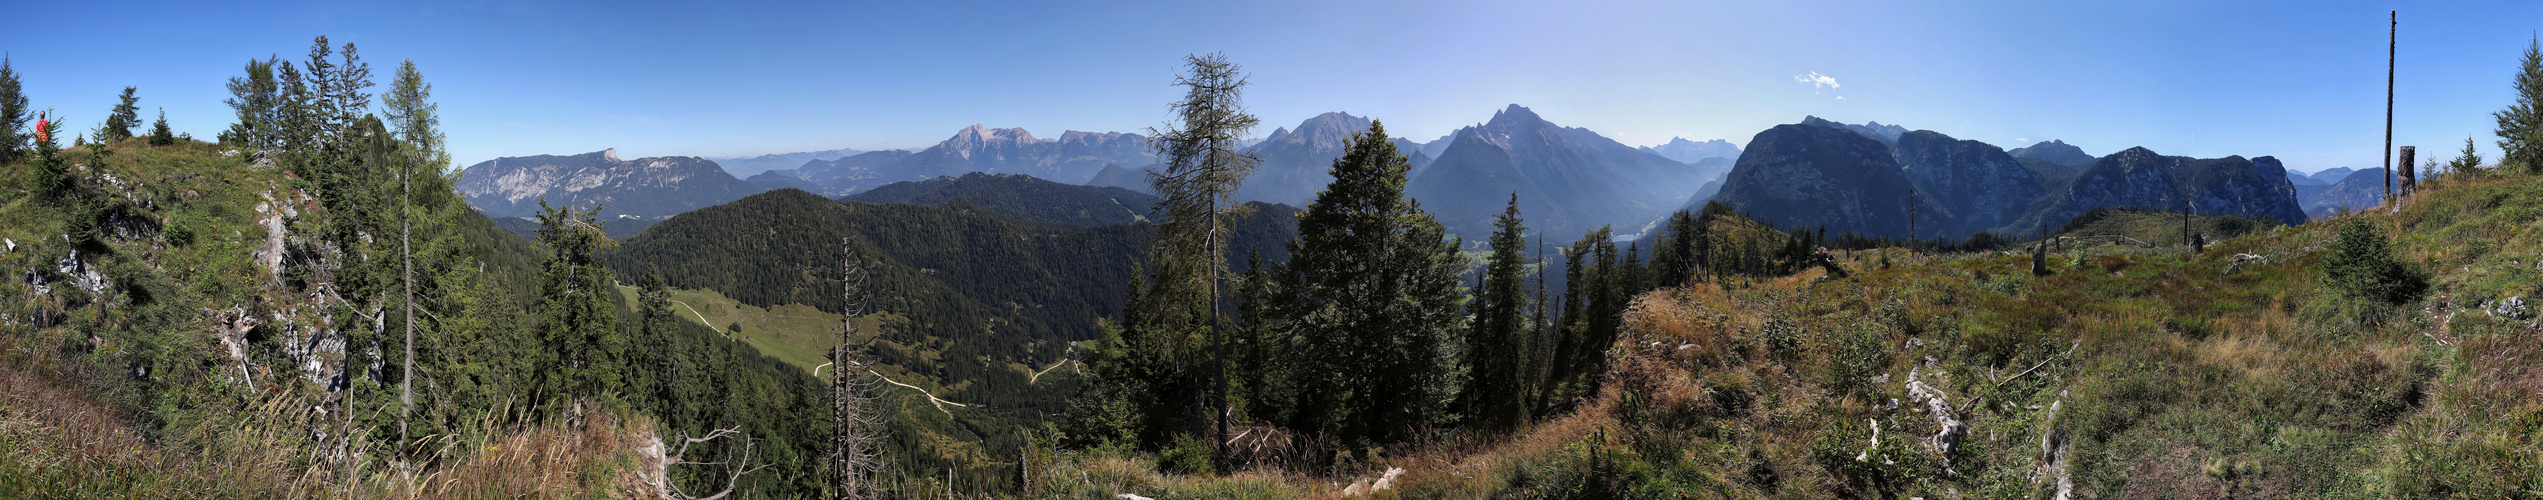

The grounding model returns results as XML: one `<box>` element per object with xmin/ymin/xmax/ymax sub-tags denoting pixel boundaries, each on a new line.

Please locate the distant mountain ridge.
<box><xmin>1640</xmin><ymin>137</ymin><xmax>1742</xmax><ymax>163</ymax></box>
<box><xmin>455</xmin><ymin>148</ymin><xmax>769</xmax><ymax>219</ymax></box>
<box><xmin>1407</xmin><ymin>104</ymin><xmax>1724</xmax><ymax>241</ymax></box>
<box><xmin>789</xmin><ymin>125</ymin><xmax>1155</xmax><ymax>195</ymax></box>
<box><xmin>842</xmin><ymin>172</ymin><xmax>1158</xmax><ymax>227</ymax></box>
<box><xmin>1237</xmin><ymin>112</ymin><xmax>1432</xmax><ymax>207</ymax></box>
<box><xmin>707</xmin><ymin>147</ymin><xmax>866</xmax><ymax>177</ymax></box>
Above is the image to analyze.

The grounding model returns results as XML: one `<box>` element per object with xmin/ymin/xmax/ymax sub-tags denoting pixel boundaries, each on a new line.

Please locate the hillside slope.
<box><xmin>1040</xmin><ymin>168</ymin><xmax>2543</xmax><ymax>498</ymax></box>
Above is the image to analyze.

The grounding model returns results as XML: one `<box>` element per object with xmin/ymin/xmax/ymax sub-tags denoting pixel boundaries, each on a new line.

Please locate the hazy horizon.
<box><xmin>9</xmin><ymin>0</ymin><xmax>2542</xmax><ymax>174</ymax></box>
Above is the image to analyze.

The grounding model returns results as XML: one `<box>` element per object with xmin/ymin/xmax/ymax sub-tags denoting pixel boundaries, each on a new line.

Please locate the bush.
<box><xmin>1157</xmin><ymin>432</ymin><xmax>1216</xmax><ymax>476</ymax></box>
<box><xmin>2320</xmin><ymin>220</ymin><xmax>2426</xmax><ymax>304</ymax></box>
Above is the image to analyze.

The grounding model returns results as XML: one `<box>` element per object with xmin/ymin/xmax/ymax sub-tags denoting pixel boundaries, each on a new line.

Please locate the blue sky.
<box><xmin>5</xmin><ymin>0</ymin><xmax>2538</xmax><ymax>173</ymax></box>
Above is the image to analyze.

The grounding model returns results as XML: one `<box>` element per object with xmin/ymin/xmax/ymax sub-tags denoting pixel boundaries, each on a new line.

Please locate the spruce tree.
<box><xmin>148</xmin><ymin>108</ymin><xmax>173</xmax><ymax>146</ymax></box>
<box><xmin>1464</xmin><ymin>194</ymin><xmax>1532</xmax><ymax>432</ymax></box>
<box><xmin>1276</xmin><ymin>121</ymin><xmax>1467</xmax><ymax>447</ymax></box>
<box><xmin>2448</xmin><ymin>137</ymin><xmax>2484</xmax><ymax>175</ymax></box>
<box><xmin>100</xmin><ymin>87</ymin><xmax>139</xmax><ymax>142</ymax></box>
<box><xmin>0</xmin><ymin>56</ymin><xmax>29</xmax><ymax>163</ymax></box>
<box><xmin>2498</xmin><ymin>35</ymin><xmax>2543</xmax><ymax>174</ymax></box>
<box><xmin>533</xmin><ymin>200</ymin><xmax>623</xmax><ymax>413</ymax></box>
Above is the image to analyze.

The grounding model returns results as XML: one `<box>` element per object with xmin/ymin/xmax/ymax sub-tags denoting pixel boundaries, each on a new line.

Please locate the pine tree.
<box><xmin>1276</xmin><ymin>121</ymin><xmax>1468</xmax><ymax>447</ymax></box>
<box><xmin>2498</xmin><ymin>35</ymin><xmax>2543</xmax><ymax>174</ymax></box>
<box><xmin>1464</xmin><ymin>194</ymin><xmax>1532</xmax><ymax>432</ymax></box>
<box><xmin>0</xmin><ymin>55</ymin><xmax>30</xmax><ymax>163</ymax></box>
<box><xmin>149</xmin><ymin>108</ymin><xmax>173</xmax><ymax>146</ymax></box>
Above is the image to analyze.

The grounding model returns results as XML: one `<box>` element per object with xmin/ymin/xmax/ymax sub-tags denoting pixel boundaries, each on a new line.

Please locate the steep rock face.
<box><xmin>2173</xmin><ymin>155</ymin><xmax>2306</xmax><ymax>225</ymax></box>
<box><xmin>1712</xmin><ymin>121</ymin><xmax>1920</xmax><ymax>238</ymax></box>
<box><xmin>2029</xmin><ymin>147</ymin><xmax>2305</xmax><ymax>230</ymax></box>
<box><xmin>456</xmin><ymin>149</ymin><xmax>768</xmax><ymax>218</ymax></box>
<box><xmin>793</xmin><ymin>150</ymin><xmax>916</xmax><ymax>195</ymax></box>
<box><xmin>1893</xmin><ymin>130</ymin><xmax>2044</xmax><ymax>237</ymax></box>
<box><xmin>1405</xmin><ymin>104</ymin><xmax>1714</xmax><ymax>240</ymax></box>
<box><xmin>2008</xmin><ymin>139</ymin><xmax>2095</xmax><ymax>166</ymax></box>
<box><xmin>2304</xmin><ymin>167</ymin><xmax>2388</xmax><ymax>217</ymax></box>
<box><xmin>1640</xmin><ymin>137</ymin><xmax>1742</xmax><ymax>163</ymax></box>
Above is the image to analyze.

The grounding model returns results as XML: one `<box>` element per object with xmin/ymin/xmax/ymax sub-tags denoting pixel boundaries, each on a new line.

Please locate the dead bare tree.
<box><xmin>830</xmin><ymin>240</ymin><xmax>889</xmax><ymax>499</ymax></box>
<box><xmin>664</xmin><ymin>426</ymin><xmax>770</xmax><ymax>500</ymax></box>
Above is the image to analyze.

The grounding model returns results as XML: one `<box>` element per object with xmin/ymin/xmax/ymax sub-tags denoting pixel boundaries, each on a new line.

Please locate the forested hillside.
<box><xmin>0</xmin><ymin>38</ymin><xmax>830</xmax><ymax>497</ymax></box>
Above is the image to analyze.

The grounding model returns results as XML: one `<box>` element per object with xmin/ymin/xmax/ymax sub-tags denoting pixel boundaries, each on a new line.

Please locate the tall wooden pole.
<box><xmin>2385</xmin><ymin>10</ymin><xmax>2396</xmax><ymax>204</ymax></box>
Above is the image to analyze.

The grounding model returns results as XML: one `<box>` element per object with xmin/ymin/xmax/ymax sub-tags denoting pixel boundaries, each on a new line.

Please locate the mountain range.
<box><xmin>706</xmin><ymin>147</ymin><xmax>867</xmax><ymax>177</ymax></box>
<box><xmin>1406</xmin><ymin>104</ymin><xmax>1728</xmax><ymax>241</ymax></box>
<box><xmin>1235</xmin><ymin>112</ymin><xmax>1433</xmax><ymax>207</ymax></box>
<box><xmin>455</xmin><ymin>148</ymin><xmax>770</xmax><ymax>219</ymax></box>
<box><xmin>2303</xmin><ymin>167</ymin><xmax>2389</xmax><ymax>217</ymax></box>
<box><xmin>1639</xmin><ymin>137</ymin><xmax>1742</xmax><ymax>163</ymax></box>
<box><xmin>766</xmin><ymin>126</ymin><xmax>1155</xmax><ymax>195</ymax></box>
<box><xmin>1707</xmin><ymin>118</ymin><xmax>2304</xmax><ymax>240</ymax></box>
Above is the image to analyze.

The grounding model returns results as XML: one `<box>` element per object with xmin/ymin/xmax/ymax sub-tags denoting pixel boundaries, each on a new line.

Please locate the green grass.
<box><xmin>611</xmin><ymin>284</ymin><xmax>877</xmax><ymax>376</ymax></box>
<box><xmin>1042</xmin><ymin>169</ymin><xmax>2543</xmax><ymax>499</ymax></box>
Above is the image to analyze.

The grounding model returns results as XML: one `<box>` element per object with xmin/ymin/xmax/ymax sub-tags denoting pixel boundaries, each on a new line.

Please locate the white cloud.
<box><xmin>2016</xmin><ymin>137</ymin><xmax>2029</xmax><ymax>143</ymax></box>
<box><xmin>1835</xmin><ymin>96</ymin><xmax>1846</xmax><ymax>100</ymax></box>
<box><xmin>1793</xmin><ymin>71</ymin><xmax>1840</xmax><ymax>89</ymax></box>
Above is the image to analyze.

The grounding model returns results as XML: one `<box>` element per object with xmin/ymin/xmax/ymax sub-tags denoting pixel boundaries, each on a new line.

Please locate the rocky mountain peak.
<box><xmin>1486</xmin><ymin>104</ymin><xmax>1545</xmax><ymax>129</ymax></box>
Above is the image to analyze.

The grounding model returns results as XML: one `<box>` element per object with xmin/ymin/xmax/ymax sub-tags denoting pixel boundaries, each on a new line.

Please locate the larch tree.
<box><xmin>1131</xmin><ymin>52</ymin><xmax>1258</xmax><ymax>452</ymax></box>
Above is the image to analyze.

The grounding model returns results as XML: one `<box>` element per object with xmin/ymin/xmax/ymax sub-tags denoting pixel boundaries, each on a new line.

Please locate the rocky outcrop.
<box><xmin>2025</xmin><ymin>147</ymin><xmax>2305</xmax><ymax>231</ymax></box>
<box><xmin>456</xmin><ymin>149</ymin><xmax>770</xmax><ymax>218</ymax></box>
<box><xmin>1711</xmin><ymin>120</ymin><xmax>1920</xmax><ymax>238</ymax></box>
<box><xmin>1894</xmin><ymin>130</ymin><xmax>2044</xmax><ymax>238</ymax></box>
